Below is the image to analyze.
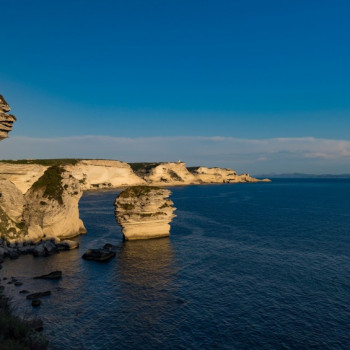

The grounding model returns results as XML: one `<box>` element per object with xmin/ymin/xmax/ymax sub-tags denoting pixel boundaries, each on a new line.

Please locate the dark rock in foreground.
<box><xmin>26</xmin><ymin>291</ymin><xmax>51</xmax><ymax>300</ymax></box>
<box><xmin>82</xmin><ymin>244</ymin><xmax>117</xmax><ymax>262</ymax></box>
<box><xmin>34</xmin><ymin>271</ymin><xmax>62</xmax><ymax>280</ymax></box>
<box><xmin>82</xmin><ymin>249</ymin><xmax>116</xmax><ymax>262</ymax></box>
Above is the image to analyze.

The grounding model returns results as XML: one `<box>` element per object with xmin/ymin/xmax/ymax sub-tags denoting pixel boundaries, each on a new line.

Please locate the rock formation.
<box><xmin>0</xmin><ymin>163</ymin><xmax>47</xmax><ymax>193</ymax></box>
<box><xmin>114</xmin><ymin>186</ymin><xmax>176</xmax><ymax>240</ymax></box>
<box><xmin>23</xmin><ymin>166</ymin><xmax>86</xmax><ymax>242</ymax></box>
<box><xmin>0</xmin><ymin>165</ymin><xmax>86</xmax><ymax>243</ymax></box>
<box><xmin>190</xmin><ymin>167</ymin><xmax>271</xmax><ymax>183</ymax></box>
<box><xmin>64</xmin><ymin>159</ymin><xmax>145</xmax><ymax>190</ymax></box>
<box><xmin>132</xmin><ymin>162</ymin><xmax>270</xmax><ymax>185</ymax></box>
<box><xmin>0</xmin><ymin>95</ymin><xmax>16</xmax><ymax>141</ymax></box>
<box><xmin>0</xmin><ymin>92</ymin><xmax>268</xmax><ymax>245</ymax></box>
<box><xmin>142</xmin><ymin>162</ymin><xmax>200</xmax><ymax>185</ymax></box>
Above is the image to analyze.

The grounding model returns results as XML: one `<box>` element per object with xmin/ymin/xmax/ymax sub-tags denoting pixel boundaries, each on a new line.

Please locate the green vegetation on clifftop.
<box><xmin>30</xmin><ymin>166</ymin><xmax>65</xmax><ymax>204</ymax></box>
<box><xmin>0</xmin><ymin>159</ymin><xmax>80</xmax><ymax>166</ymax></box>
<box><xmin>128</xmin><ymin>162</ymin><xmax>162</xmax><ymax>176</ymax></box>
<box><xmin>118</xmin><ymin>186</ymin><xmax>162</xmax><ymax>199</ymax></box>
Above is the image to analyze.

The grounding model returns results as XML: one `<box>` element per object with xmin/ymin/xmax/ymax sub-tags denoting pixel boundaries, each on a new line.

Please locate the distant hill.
<box><xmin>255</xmin><ymin>173</ymin><xmax>350</xmax><ymax>179</ymax></box>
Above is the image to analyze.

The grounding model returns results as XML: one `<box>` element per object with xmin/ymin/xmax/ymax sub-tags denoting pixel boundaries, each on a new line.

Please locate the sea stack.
<box><xmin>0</xmin><ymin>94</ymin><xmax>16</xmax><ymax>141</ymax></box>
<box><xmin>114</xmin><ymin>186</ymin><xmax>176</xmax><ymax>240</ymax></box>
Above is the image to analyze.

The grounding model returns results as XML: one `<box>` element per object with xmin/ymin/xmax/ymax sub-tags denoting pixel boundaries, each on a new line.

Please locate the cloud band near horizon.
<box><xmin>1</xmin><ymin>135</ymin><xmax>349</xmax><ymax>175</ymax></box>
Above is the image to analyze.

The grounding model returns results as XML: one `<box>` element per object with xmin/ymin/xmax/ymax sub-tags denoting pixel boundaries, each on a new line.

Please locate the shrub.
<box><xmin>30</xmin><ymin>166</ymin><xmax>65</xmax><ymax>204</ymax></box>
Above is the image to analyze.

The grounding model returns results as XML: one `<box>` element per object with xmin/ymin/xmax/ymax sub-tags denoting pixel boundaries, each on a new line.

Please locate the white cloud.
<box><xmin>0</xmin><ymin>135</ymin><xmax>350</xmax><ymax>174</ymax></box>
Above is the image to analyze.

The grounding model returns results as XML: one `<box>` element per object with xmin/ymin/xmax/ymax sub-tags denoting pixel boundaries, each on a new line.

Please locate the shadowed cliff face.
<box><xmin>0</xmin><ymin>94</ymin><xmax>16</xmax><ymax>141</ymax></box>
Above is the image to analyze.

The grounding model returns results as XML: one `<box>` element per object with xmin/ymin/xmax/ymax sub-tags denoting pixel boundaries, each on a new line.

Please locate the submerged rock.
<box><xmin>114</xmin><ymin>186</ymin><xmax>176</xmax><ymax>240</ymax></box>
<box><xmin>26</xmin><ymin>291</ymin><xmax>51</xmax><ymax>300</ymax></box>
<box><xmin>33</xmin><ymin>271</ymin><xmax>62</xmax><ymax>280</ymax></box>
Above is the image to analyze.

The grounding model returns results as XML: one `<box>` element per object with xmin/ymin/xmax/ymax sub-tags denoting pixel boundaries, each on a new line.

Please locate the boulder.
<box><xmin>8</xmin><ymin>249</ymin><xmax>19</xmax><ymax>259</ymax></box>
<box><xmin>32</xmin><ymin>244</ymin><xmax>46</xmax><ymax>257</ymax></box>
<box><xmin>18</xmin><ymin>245</ymin><xmax>34</xmax><ymax>255</ymax></box>
<box><xmin>43</xmin><ymin>241</ymin><xmax>59</xmax><ymax>255</ymax></box>
<box><xmin>82</xmin><ymin>249</ymin><xmax>116</xmax><ymax>262</ymax></box>
<box><xmin>0</xmin><ymin>247</ymin><xmax>7</xmax><ymax>259</ymax></box>
<box><xmin>56</xmin><ymin>240</ymin><xmax>79</xmax><ymax>251</ymax></box>
<box><xmin>33</xmin><ymin>271</ymin><xmax>62</xmax><ymax>280</ymax></box>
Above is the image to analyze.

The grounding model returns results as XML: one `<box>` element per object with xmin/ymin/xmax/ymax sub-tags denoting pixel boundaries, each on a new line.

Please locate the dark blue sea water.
<box><xmin>1</xmin><ymin>179</ymin><xmax>350</xmax><ymax>349</ymax></box>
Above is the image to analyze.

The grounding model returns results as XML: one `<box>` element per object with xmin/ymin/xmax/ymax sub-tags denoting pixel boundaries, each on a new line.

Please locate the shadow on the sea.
<box><xmin>115</xmin><ymin>238</ymin><xmax>180</xmax><ymax>328</ymax></box>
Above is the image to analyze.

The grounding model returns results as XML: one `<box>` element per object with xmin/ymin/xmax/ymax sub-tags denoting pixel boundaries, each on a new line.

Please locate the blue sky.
<box><xmin>1</xmin><ymin>0</ymin><xmax>350</xmax><ymax>173</ymax></box>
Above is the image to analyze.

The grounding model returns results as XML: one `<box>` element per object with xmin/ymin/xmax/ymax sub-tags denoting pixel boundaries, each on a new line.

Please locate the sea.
<box><xmin>1</xmin><ymin>179</ymin><xmax>350</xmax><ymax>349</ymax></box>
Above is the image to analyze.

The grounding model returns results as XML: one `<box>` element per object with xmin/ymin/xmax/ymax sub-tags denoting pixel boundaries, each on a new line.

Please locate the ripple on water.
<box><xmin>1</xmin><ymin>181</ymin><xmax>350</xmax><ymax>349</ymax></box>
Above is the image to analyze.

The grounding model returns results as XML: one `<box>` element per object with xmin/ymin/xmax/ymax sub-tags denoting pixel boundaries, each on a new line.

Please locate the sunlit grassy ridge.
<box><xmin>0</xmin><ymin>159</ymin><xmax>80</xmax><ymax>166</ymax></box>
<box><xmin>118</xmin><ymin>186</ymin><xmax>162</xmax><ymax>199</ymax></box>
<box><xmin>30</xmin><ymin>166</ymin><xmax>65</xmax><ymax>204</ymax></box>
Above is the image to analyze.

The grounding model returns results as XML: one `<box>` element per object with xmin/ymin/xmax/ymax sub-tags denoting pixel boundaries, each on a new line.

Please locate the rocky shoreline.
<box><xmin>0</xmin><ymin>238</ymin><xmax>79</xmax><ymax>268</ymax></box>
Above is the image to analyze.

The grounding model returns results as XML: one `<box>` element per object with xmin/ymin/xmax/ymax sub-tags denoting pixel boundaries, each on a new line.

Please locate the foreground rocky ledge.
<box><xmin>115</xmin><ymin>186</ymin><xmax>176</xmax><ymax>240</ymax></box>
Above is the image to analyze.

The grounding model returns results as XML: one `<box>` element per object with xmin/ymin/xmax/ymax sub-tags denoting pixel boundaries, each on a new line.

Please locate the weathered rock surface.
<box><xmin>115</xmin><ymin>186</ymin><xmax>176</xmax><ymax>240</ymax></box>
<box><xmin>82</xmin><ymin>245</ymin><xmax>116</xmax><ymax>262</ymax></box>
<box><xmin>0</xmin><ymin>163</ymin><xmax>47</xmax><ymax>194</ymax></box>
<box><xmin>190</xmin><ymin>167</ymin><xmax>271</xmax><ymax>183</ymax></box>
<box><xmin>0</xmin><ymin>95</ymin><xmax>16</xmax><ymax>141</ymax></box>
<box><xmin>23</xmin><ymin>168</ymin><xmax>86</xmax><ymax>242</ymax></box>
<box><xmin>143</xmin><ymin>162</ymin><xmax>199</xmax><ymax>185</ymax></box>
<box><xmin>64</xmin><ymin>159</ymin><xmax>146</xmax><ymax>190</ymax></box>
<box><xmin>56</xmin><ymin>239</ymin><xmax>79</xmax><ymax>251</ymax></box>
<box><xmin>0</xmin><ymin>165</ymin><xmax>86</xmax><ymax>243</ymax></box>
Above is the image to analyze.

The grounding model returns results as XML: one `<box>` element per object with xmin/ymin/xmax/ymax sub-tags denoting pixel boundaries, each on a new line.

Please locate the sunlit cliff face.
<box><xmin>0</xmin><ymin>94</ymin><xmax>16</xmax><ymax>141</ymax></box>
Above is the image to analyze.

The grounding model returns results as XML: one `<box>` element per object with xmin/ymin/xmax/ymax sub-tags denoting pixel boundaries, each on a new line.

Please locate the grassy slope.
<box><xmin>0</xmin><ymin>294</ymin><xmax>48</xmax><ymax>349</ymax></box>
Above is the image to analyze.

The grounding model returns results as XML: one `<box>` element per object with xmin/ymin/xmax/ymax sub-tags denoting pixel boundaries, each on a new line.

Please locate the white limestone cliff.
<box><xmin>23</xmin><ymin>167</ymin><xmax>86</xmax><ymax>242</ymax></box>
<box><xmin>64</xmin><ymin>159</ymin><xmax>145</xmax><ymax>190</ymax></box>
<box><xmin>191</xmin><ymin>167</ymin><xmax>271</xmax><ymax>183</ymax></box>
<box><xmin>143</xmin><ymin>162</ymin><xmax>200</xmax><ymax>185</ymax></box>
<box><xmin>0</xmin><ymin>163</ymin><xmax>47</xmax><ymax>193</ymax></box>
<box><xmin>138</xmin><ymin>162</ymin><xmax>269</xmax><ymax>185</ymax></box>
<box><xmin>0</xmin><ymin>166</ymin><xmax>86</xmax><ymax>243</ymax></box>
<box><xmin>114</xmin><ymin>186</ymin><xmax>176</xmax><ymax>240</ymax></box>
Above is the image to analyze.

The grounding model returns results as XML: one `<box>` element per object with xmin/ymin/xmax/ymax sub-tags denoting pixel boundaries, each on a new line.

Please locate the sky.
<box><xmin>1</xmin><ymin>0</ymin><xmax>350</xmax><ymax>174</ymax></box>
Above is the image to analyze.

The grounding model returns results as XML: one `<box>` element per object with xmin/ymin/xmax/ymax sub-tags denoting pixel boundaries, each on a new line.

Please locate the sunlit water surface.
<box><xmin>1</xmin><ymin>179</ymin><xmax>350</xmax><ymax>349</ymax></box>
